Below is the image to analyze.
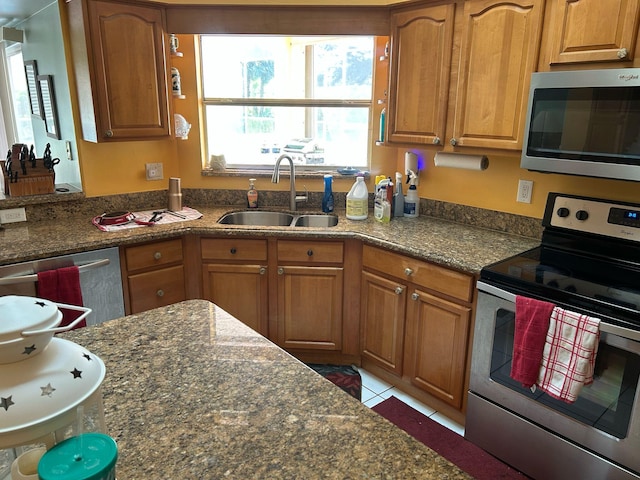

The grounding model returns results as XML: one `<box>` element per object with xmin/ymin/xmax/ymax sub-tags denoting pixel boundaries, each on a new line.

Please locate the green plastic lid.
<box><xmin>38</xmin><ymin>433</ymin><xmax>117</xmax><ymax>480</ymax></box>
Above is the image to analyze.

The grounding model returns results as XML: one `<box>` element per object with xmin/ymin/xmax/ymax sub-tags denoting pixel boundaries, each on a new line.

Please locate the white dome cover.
<box><xmin>0</xmin><ymin>338</ymin><xmax>106</xmax><ymax>448</ymax></box>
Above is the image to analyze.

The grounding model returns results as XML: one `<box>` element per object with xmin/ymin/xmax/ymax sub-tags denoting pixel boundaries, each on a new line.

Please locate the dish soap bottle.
<box><xmin>346</xmin><ymin>175</ymin><xmax>369</xmax><ymax>220</ymax></box>
<box><xmin>247</xmin><ymin>178</ymin><xmax>258</xmax><ymax>208</ymax></box>
<box><xmin>404</xmin><ymin>170</ymin><xmax>419</xmax><ymax>218</ymax></box>
<box><xmin>322</xmin><ymin>174</ymin><xmax>334</xmax><ymax>213</ymax></box>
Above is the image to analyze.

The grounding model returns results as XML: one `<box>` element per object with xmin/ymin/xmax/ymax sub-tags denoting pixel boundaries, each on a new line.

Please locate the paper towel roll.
<box><xmin>434</xmin><ymin>152</ymin><xmax>488</xmax><ymax>171</ymax></box>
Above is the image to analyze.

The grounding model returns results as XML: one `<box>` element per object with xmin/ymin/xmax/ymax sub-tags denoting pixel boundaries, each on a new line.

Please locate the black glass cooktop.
<box><xmin>481</xmin><ymin>244</ymin><xmax>640</xmax><ymax>330</ymax></box>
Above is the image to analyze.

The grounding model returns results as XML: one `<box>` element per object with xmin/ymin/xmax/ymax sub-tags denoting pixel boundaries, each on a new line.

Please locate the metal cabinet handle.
<box><xmin>450</xmin><ymin>138</ymin><xmax>457</xmax><ymax>146</ymax></box>
<box><xmin>404</xmin><ymin>267</ymin><xmax>413</xmax><ymax>276</ymax></box>
<box><xmin>104</xmin><ymin>130</ymin><xmax>113</xmax><ymax>138</ymax></box>
<box><xmin>259</xmin><ymin>267</ymin><xmax>267</xmax><ymax>275</ymax></box>
<box><xmin>153</xmin><ymin>252</ymin><xmax>162</xmax><ymax>260</ymax></box>
<box><xmin>307</xmin><ymin>249</ymin><xmax>313</xmax><ymax>257</ymax></box>
<box><xmin>618</xmin><ymin>47</ymin><xmax>628</xmax><ymax>59</ymax></box>
<box><xmin>395</xmin><ymin>286</ymin><xmax>404</xmax><ymax>295</ymax></box>
<box><xmin>432</xmin><ymin>136</ymin><xmax>441</xmax><ymax>145</ymax></box>
<box><xmin>278</xmin><ymin>267</ymin><xmax>284</xmax><ymax>275</ymax></box>
<box><xmin>230</xmin><ymin>248</ymin><xmax>237</xmax><ymax>254</ymax></box>
<box><xmin>156</xmin><ymin>289</ymin><xmax>165</xmax><ymax>297</ymax></box>
<box><xmin>411</xmin><ymin>292</ymin><xmax>419</xmax><ymax>301</ymax></box>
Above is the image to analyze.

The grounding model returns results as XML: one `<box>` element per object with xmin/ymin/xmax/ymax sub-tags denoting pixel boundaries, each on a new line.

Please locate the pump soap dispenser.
<box><xmin>247</xmin><ymin>178</ymin><xmax>258</xmax><ymax>208</ymax></box>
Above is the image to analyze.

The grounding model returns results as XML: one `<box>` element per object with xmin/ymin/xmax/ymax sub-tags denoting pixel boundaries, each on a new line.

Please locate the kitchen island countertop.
<box><xmin>62</xmin><ymin>299</ymin><xmax>472</xmax><ymax>479</ymax></box>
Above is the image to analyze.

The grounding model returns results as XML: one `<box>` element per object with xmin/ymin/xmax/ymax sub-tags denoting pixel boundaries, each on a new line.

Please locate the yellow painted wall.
<box><xmin>67</xmin><ymin>25</ymin><xmax>640</xmax><ymax>219</ymax></box>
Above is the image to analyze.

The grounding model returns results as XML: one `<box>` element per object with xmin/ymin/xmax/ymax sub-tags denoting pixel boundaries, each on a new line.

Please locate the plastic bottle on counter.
<box><xmin>374</xmin><ymin>184</ymin><xmax>391</xmax><ymax>223</ymax></box>
<box><xmin>247</xmin><ymin>178</ymin><xmax>258</xmax><ymax>208</ymax></box>
<box><xmin>404</xmin><ymin>170</ymin><xmax>419</xmax><ymax>218</ymax></box>
<box><xmin>346</xmin><ymin>175</ymin><xmax>369</xmax><ymax>220</ymax></box>
<box><xmin>322</xmin><ymin>174</ymin><xmax>334</xmax><ymax>213</ymax></box>
<box><xmin>393</xmin><ymin>172</ymin><xmax>404</xmax><ymax>217</ymax></box>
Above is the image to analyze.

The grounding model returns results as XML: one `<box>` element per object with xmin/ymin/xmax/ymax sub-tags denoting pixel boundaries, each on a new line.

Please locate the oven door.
<box><xmin>468</xmin><ymin>281</ymin><xmax>640</xmax><ymax>477</ymax></box>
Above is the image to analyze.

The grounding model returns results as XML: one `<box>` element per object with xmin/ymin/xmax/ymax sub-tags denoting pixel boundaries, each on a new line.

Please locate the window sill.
<box><xmin>201</xmin><ymin>168</ymin><xmax>369</xmax><ymax>179</ymax></box>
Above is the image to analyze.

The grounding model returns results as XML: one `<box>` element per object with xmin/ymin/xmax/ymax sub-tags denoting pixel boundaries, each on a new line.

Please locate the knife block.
<box><xmin>1</xmin><ymin>161</ymin><xmax>55</xmax><ymax>197</ymax></box>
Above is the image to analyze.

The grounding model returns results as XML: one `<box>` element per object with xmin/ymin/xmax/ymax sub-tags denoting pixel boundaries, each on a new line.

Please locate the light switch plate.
<box><xmin>145</xmin><ymin>162</ymin><xmax>164</xmax><ymax>180</ymax></box>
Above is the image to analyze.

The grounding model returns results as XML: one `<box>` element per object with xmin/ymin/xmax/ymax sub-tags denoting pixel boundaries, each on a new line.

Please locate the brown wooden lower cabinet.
<box><xmin>360</xmin><ymin>244</ymin><xmax>474</xmax><ymax>412</ymax></box>
<box><xmin>121</xmin><ymin>238</ymin><xmax>187</xmax><ymax>314</ymax></box>
<box><xmin>201</xmin><ymin>238</ymin><xmax>269</xmax><ymax>335</ymax></box>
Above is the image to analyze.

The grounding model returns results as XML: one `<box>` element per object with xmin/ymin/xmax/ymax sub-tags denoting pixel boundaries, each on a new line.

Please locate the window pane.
<box><xmin>202</xmin><ymin>36</ymin><xmax>373</xmax><ymax>101</ymax></box>
<box><xmin>205</xmin><ymin>105</ymin><xmax>370</xmax><ymax>167</ymax></box>
<box><xmin>6</xmin><ymin>46</ymin><xmax>34</xmax><ymax>145</ymax></box>
<box><xmin>202</xmin><ymin>35</ymin><xmax>374</xmax><ymax>168</ymax></box>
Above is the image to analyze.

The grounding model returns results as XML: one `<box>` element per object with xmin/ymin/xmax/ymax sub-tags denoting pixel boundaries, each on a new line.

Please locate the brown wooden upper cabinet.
<box><xmin>387</xmin><ymin>0</ymin><xmax>544</xmax><ymax>151</ymax></box>
<box><xmin>546</xmin><ymin>0</ymin><xmax>640</xmax><ymax>65</ymax></box>
<box><xmin>66</xmin><ymin>0</ymin><xmax>171</xmax><ymax>142</ymax></box>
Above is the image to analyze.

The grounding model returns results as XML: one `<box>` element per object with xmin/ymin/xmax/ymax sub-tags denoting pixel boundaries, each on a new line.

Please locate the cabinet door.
<box><xmin>387</xmin><ymin>3</ymin><xmax>456</xmax><ymax>145</ymax></box>
<box><xmin>276</xmin><ymin>266</ymin><xmax>343</xmax><ymax>351</ymax></box>
<box><xmin>452</xmin><ymin>0</ymin><xmax>544</xmax><ymax>150</ymax></box>
<box><xmin>549</xmin><ymin>0</ymin><xmax>640</xmax><ymax>64</ymax></box>
<box><xmin>360</xmin><ymin>271</ymin><xmax>407</xmax><ymax>376</ymax></box>
<box><xmin>68</xmin><ymin>0</ymin><xmax>170</xmax><ymax>141</ymax></box>
<box><xmin>404</xmin><ymin>288</ymin><xmax>471</xmax><ymax>409</ymax></box>
<box><xmin>202</xmin><ymin>264</ymin><xmax>269</xmax><ymax>335</ymax></box>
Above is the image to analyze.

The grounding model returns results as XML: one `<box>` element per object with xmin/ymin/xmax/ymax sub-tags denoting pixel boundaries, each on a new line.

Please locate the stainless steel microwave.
<box><xmin>521</xmin><ymin>68</ymin><xmax>640</xmax><ymax>182</ymax></box>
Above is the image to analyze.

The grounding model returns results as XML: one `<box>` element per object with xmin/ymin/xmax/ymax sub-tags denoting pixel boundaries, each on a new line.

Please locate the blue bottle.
<box><xmin>322</xmin><ymin>174</ymin><xmax>334</xmax><ymax>213</ymax></box>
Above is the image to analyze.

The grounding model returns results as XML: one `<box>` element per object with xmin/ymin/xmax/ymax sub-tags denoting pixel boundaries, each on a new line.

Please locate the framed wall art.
<box><xmin>24</xmin><ymin>60</ymin><xmax>42</xmax><ymax>119</ymax></box>
<box><xmin>37</xmin><ymin>75</ymin><xmax>60</xmax><ymax>140</ymax></box>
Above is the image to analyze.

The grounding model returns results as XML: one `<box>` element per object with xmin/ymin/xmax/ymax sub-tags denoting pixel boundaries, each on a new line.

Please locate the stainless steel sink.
<box><xmin>293</xmin><ymin>214</ymin><xmax>339</xmax><ymax>228</ymax></box>
<box><xmin>217</xmin><ymin>211</ymin><xmax>338</xmax><ymax>228</ymax></box>
<box><xmin>218</xmin><ymin>211</ymin><xmax>295</xmax><ymax>226</ymax></box>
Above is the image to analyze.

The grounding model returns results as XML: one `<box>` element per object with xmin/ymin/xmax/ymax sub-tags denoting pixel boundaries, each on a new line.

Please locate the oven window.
<box><xmin>490</xmin><ymin>308</ymin><xmax>640</xmax><ymax>439</ymax></box>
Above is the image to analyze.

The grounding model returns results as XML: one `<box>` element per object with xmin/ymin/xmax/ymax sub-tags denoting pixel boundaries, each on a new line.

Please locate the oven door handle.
<box><xmin>476</xmin><ymin>281</ymin><xmax>640</xmax><ymax>343</ymax></box>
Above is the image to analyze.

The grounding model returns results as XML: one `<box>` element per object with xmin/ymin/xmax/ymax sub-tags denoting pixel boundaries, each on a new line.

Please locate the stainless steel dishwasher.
<box><xmin>0</xmin><ymin>247</ymin><xmax>125</xmax><ymax>325</ymax></box>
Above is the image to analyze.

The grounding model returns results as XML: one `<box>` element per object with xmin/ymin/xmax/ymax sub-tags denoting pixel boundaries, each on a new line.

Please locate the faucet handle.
<box><xmin>295</xmin><ymin>185</ymin><xmax>308</xmax><ymax>203</ymax></box>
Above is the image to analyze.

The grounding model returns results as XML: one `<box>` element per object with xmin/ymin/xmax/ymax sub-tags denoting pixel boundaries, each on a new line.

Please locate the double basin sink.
<box><xmin>218</xmin><ymin>210</ymin><xmax>338</xmax><ymax>228</ymax></box>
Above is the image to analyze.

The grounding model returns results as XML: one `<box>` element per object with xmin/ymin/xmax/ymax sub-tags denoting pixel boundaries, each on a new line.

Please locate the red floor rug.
<box><xmin>372</xmin><ymin>396</ymin><xmax>529</xmax><ymax>479</ymax></box>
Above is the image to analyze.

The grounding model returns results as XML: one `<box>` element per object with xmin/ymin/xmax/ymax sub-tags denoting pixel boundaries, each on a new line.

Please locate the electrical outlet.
<box><xmin>517</xmin><ymin>179</ymin><xmax>533</xmax><ymax>204</ymax></box>
<box><xmin>65</xmin><ymin>141</ymin><xmax>73</xmax><ymax>161</ymax></box>
<box><xmin>0</xmin><ymin>207</ymin><xmax>27</xmax><ymax>224</ymax></box>
<box><xmin>145</xmin><ymin>162</ymin><xmax>164</xmax><ymax>181</ymax></box>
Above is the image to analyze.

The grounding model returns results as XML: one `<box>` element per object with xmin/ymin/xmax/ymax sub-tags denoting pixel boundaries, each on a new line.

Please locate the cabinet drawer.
<box><xmin>201</xmin><ymin>238</ymin><xmax>267</xmax><ymax>262</ymax></box>
<box><xmin>125</xmin><ymin>239</ymin><xmax>183</xmax><ymax>273</ymax></box>
<box><xmin>277</xmin><ymin>240</ymin><xmax>343</xmax><ymax>264</ymax></box>
<box><xmin>127</xmin><ymin>265</ymin><xmax>186</xmax><ymax>313</ymax></box>
<box><xmin>363</xmin><ymin>245</ymin><xmax>473</xmax><ymax>303</ymax></box>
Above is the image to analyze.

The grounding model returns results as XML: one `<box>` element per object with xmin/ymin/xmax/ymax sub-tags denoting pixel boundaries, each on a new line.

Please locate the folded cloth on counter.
<box><xmin>36</xmin><ymin>266</ymin><xmax>87</xmax><ymax>330</ymax></box>
<box><xmin>536</xmin><ymin>307</ymin><xmax>600</xmax><ymax>403</ymax></box>
<box><xmin>92</xmin><ymin>206</ymin><xmax>203</xmax><ymax>232</ymax></box>
<box><xmin>510</xmin><ymin>295</ymin><xmax>556</xmax><ymax>388</ymax></box>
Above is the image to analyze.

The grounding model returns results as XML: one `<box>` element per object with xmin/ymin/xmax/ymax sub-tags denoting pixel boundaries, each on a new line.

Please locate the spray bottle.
<box><xmin>404</xmin><ymin>170</ymin><xmax>419</xmax><ymax>218</ymax></box>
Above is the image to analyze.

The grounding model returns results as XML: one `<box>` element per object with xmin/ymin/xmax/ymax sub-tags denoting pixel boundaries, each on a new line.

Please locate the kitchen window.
<box><xmin>200</xmin><ymin>35</ymin><xmax>374</xmax><ymax>170</ymax></box>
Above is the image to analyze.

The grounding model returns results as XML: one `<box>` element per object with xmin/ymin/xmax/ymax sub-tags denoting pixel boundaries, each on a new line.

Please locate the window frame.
<box><xmin>199</xmin><ymin>34</ymin><xmax>374</xmax><ymax>171</ymax></box>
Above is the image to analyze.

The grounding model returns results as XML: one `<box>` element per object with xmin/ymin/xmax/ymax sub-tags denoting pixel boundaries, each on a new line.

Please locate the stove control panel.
<box><xmin>547</xmin><ymin>194</ymin><xmax>640</xmax><ymax>242</ymax></box>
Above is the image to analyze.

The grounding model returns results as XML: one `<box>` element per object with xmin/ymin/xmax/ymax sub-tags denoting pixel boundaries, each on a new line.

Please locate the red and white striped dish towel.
<box><xmin>536</xmin><ymin>307</ymin><xmax>600</xmax><ymax>403</ymax></box>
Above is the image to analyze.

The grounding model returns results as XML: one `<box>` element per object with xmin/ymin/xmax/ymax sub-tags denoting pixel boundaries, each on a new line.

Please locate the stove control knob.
<box><xmin>557</xmin><ymin>207</ymin><xmax>570</xmax><ymax>218</ymax></box>
<box><xmin>576</xmin><ymin>210</ymin><xmax>589</xmax><ymax>221</ymax></box>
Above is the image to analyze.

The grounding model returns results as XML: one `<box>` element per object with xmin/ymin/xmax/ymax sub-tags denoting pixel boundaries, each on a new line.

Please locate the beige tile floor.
<box><xmin>360</xmin><ymin>367</ymin><xmax>465</xmax><ymax>436</ymax></box>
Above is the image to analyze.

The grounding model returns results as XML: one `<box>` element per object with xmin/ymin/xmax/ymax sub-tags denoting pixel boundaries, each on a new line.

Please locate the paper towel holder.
<box><xmin>434</xmin><ymin>152</ymin><xmax>489</xmax><ymax>171</ymax></box>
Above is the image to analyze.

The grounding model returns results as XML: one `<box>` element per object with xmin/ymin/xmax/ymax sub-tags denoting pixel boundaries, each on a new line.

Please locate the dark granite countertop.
<box><xmin>61</xmin><ymin>300</ymin><xmax>472</xmax><ymax>479</ymax></box>
<box><xmin>0</xmin><ymin>205</ymin><xmax>539</xmax><ymax>274</ymax></box>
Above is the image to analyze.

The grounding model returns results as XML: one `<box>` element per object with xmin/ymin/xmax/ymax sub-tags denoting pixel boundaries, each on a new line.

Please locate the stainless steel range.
<box><xmin>466</xmin><ymin>193</ymin><xmax>640</xmax><ymax>480</ymax></box>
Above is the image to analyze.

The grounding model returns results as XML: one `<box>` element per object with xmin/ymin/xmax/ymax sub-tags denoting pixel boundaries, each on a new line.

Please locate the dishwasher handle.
<box><xmin>0</xmin><ymin>258</ymin><xmax>110</xmax><ymax>286</ymax></box>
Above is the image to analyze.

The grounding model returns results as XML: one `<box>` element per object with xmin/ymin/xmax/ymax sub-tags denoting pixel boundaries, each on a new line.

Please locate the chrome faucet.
<box><xmin>271</xmin><ymin>154</ymin><xmax>307</xmax><ymax>211</ymax></box>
